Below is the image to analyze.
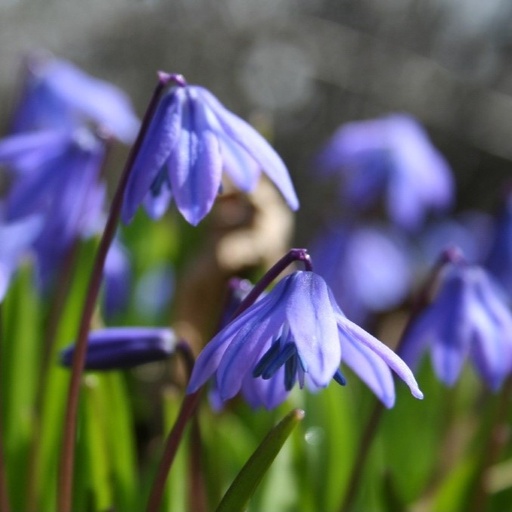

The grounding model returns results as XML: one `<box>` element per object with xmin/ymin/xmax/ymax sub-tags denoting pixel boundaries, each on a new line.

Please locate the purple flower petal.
<box><xmin>122</xmin><ymin>89</ymin><xmax>184</xmax><ymax>223</ymax></box>
<box><xmin>285</xmin><ymin>272</ymin><xmax>341</xmax><ymax>386</ymax></box>
<box><xmin>341</xmin><ymin>335</ymin><xmax>396</xmax><ymax>408</ymax></box>
<box><xmin>195</xmin><ymin>86</ymin><xmax>299</xmax><ymax>210</ymax></box>
<box><xmin>168</xmin><ymin>91</ymin><xmax>223</xmax><ymax>225</ymax></box>
<box><xmin>339</xmin><ymin>318</ymin><xmax>424</xmax><ymax>400</ymax></box>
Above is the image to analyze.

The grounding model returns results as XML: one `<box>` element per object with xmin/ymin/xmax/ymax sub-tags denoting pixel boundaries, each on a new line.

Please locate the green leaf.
<box><xmin>215</xmin><ymin>408</ymin><xmax>305</xmax><ymax>512</ymax></box>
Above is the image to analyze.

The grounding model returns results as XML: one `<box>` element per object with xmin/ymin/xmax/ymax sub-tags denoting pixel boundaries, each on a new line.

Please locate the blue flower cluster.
<box><xmin>4</xmin><ymin>54</ymin><xmax>512</xmax><ymax>417</ymax></box>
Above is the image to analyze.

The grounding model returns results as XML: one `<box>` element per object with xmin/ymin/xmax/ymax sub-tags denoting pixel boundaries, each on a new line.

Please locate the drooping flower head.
<box><xmin>0</xmin><ymin>128</ymin><xmax>107</xmax><ymax>284</ymax></box>
<box><xmin>399</xmin><ymin>248</ymin><xmax>512</xmax><ymax>390</ymax></box>
<box><xmin>311</xmin><ymin>222</ymin><xmax>412</xmax><ymax>325</ymax></box>
<box><xmin>122</xmin><ymin>74</ymin><xmax>299</xmax><ymax>226</ymax></box>
<box><xmin>187</xmin><ymin>269</ymin><xmax>423</xmax><ymax>409</ymax></box>
<box><xmin>60</xmin><ymin>327</ymin><xmax>177</xmax><ymax>371</ymax></box>
<box><xmin>11</xmin><ymin>54</ymin><xmax>139</xmax><ymax>143</ymax></box>
<box><xmin>315</xmin><ymin>114</ymin><xmax>454</xmax><ymax>230</ymax></box>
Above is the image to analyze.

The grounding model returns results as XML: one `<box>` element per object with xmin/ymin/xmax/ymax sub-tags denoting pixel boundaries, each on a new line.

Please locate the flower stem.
<box><xmin>339</xmin><ymin>402</ymin><xmax>384</xmax><ymax>512</ymax></box>
<box><xmin>144</xmin><ymin>249</ymin><xmax>313</xmax><ymax>512</ymax></box>
<box><xmin>145</xmin><ymin>390</ymin><xmax>203</xmax><ymax>512</ymax></box>
<box><xmin>339</xmin><ymin>249</ymin><xmax>452</xmax><ymax>512</ymax></box>
<box><xmin>57</xmin><ymin>72</ymin><xmax>173</xmax><ymax>512</ymax></box>
<box><xmin>0</xmin><ymin>306</ymin><xmax>11</xmax><ymax>512</ymax></box>
<box><xmin>27</xmin><ymin>241</ymin><xmax>79</xmax><ymax>512</ymax></box>
<box><xmin>233</xmin><ymin>248</ymin><xmax>313</xmax><ymax>318</ymax></box>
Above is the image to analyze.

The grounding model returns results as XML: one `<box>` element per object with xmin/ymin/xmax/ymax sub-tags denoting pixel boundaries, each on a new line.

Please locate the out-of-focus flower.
<box><xmin>122</xmin><ymin>75</ymin><xmax>299</xmax><ymax>226</ymax></box>
<box><xmin>187</xmin><ymin>270</ymin><xmax>423</xmax><ymax>409</ymax></box>
<box><xmin>316</xmin><ymin>114</ymin><xmax>453</xmax><ymax>230</ymax></box>
<box><xmin>103</xmin><ymin>238</ymin><xmax>131</xmax><ymax>319</ymax></box>
<box><xmin>486</xmin><ymin>193</ymin><xmax>512</xmax><ymax>297</ymax></box>
<box><xmin>312</xmin><ymin>223</ymin><xmax>411</xmax><ymax>325</ymax></box>
<box><xmin>418</xmin><ymin>211</ymin><xmax>492</xmax><ymax>269</ymax></box>
<box><xmin>60</xmin><ymin>327</ymin><xmax>177</xmax><ymax>370</ymax></box>
<box><xmin>134</xmin><ymin>264</ymin><xmax>175</xmax><ymax>319</ymax></box>
<box><xmin>0</xmin><ymin>215</ymin><xmax>42</xmax><ymax>301</ymax></box>
<box><xmin>399</xmin><ymin>253</ymin><xmax>512</xmax><ymax>390</ymax></box>
<box><xmin>0</xmin><ymin>128</ymin><xmax>107</xmax><ymax>283</ymax></box>
<box><xmin>11</xmin><ymin>55</ymin><xmax>139</xmax><ymax>143</ymax></box>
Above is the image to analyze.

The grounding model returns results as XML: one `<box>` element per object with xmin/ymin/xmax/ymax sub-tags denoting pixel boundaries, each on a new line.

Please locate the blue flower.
<box><xmin>316</xmin><ymin>114</ymin><xmax>453</xmax><ymax>230</ymax></box>
<box><xmin>11</xmin><ymin>55</ymin><xmax>139</xmax><ymax>143</ymax></box>
<box><xmin>122</xmin><ymin>77</ymin><xmax>299</xmax><ymax>226</ymax></box>
<box><xmin>486</xmin><ymin>192</ymin><xmax>512</xmax><ymax>297</ymax></box>
<box><xmin>0</xmin><ymin>128</ymin><xmax>107</xmax><ymax>284</ymax></box>
<box><xmin>0</xmin><ymin>215</ymin><xmax>42</xmax><ymax>301</ymax></box>
<box><xmin>60</xmin><ymin>327</ymin><xmax>176</xmax><ymax>370</ymax></box>
<box><xmin>103</xmin><ymin>238</ymin><xmax>131</xmax><ymax>319</ymax></box>
<box><xmin>187</xmin><ymin>270</ymin><xmax>423</xmax><ymax>409</ymax></box>
<box><xmin>399</xmin><ymin>256</ymin><xmax>512</xmax><ymax>390</ymax></box>
<box><xmin>311</xmin><ymin>222</ymin><xmax>412</xmax><ymax>325</ymax></box>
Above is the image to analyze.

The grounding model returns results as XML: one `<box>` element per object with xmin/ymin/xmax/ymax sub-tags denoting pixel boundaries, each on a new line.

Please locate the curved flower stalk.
<box><xmin>0</xmin><ymin>215</ymin><xmax>42</xmax><ymax>301</ymax></box>
<box><xmin>0</xmin><ymin>128</ymin><xmax>107</xmax><ymax>284</ymax></box>
<box><xmin>187</xmin><ymin>270</ymin><xmax>423</xmax><ymax>409</ymax></box>
<box><xmin>11</xmin><ymin>54</ymin><xmax>139</xmax><ymax>143</ymax></box>
<box><xmin>315</xmin><ymin>113</ymin><xmax>453</xmax><ymax>230</ymax></box>
<box><xmin>122</xmin><ymin>75</ymin><xmax>299</xmax><ymax>226</ymax></box>
<box><xmin>399</xmin><ymin>251</ymin><xmax>512</xmax><ymax>390</ymax></box>
<box><xmin>60</xmin><ymin>327</ymin><xmax>176</xmax><ymax>370</ymax></box>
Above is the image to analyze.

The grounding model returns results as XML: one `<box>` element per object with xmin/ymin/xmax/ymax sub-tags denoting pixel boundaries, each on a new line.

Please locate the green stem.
<box><xmin>26</xmin><ymin>241</ymin><xmax>79</xmax><ymax>512</ymax></box>
<box><xmin>0</xmin><ymin>306</ymin><xmax>11</xmax><ymax>512</ymax></box>
<box><xmin>57</xmin><ymin>73</ymin><xmax>173</xmax><ymax>512</ymax></box>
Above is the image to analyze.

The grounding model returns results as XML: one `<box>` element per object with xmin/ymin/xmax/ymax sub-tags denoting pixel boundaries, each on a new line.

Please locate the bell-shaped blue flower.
<box><xmin>11</xmin><ymin>54</ymin><xmax>139</xmax><ymax>143</ymax></box>
<box><xmin>316</xmin><ymin>114</ymin><xmax>454</xmax><ymax>230</ymax></box>
<box><xmin>122</xmin><ymin>77</ymin><xmax>299</xmax><ymax>226</ymax></box>
<box><xmin>399</xmin><ymin>255</ymin><xmax>512</xmax><ymax>390</ymax></box>
<box><xmin>187</xmin><ymin>270</ymin><xmax>423</xmax><ymax>409</ymax></box>
<box><xmin>60</xmin><ymin>327</ymin><xmax>177</xmax><ymax>370</ymax></box>
<box><xmin>0</xmin><ymin>128</ymin><xmax>107</xmax><ymax>284</ymax></box>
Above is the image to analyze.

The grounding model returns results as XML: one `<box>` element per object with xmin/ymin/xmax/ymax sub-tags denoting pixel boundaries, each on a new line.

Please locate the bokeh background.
<box><xmin>3</xmin><ymin>0</ymin><xmax>512</xmax><ymax>236</ymax></box>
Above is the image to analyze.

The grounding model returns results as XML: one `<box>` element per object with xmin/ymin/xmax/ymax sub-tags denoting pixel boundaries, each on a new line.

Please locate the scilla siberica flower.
<box><xmin>11</xmin><ymin>54</ymin><xmax>139</xmax><ymax>143</ymax></box>
<box><xmin>0</xmin><ymin>128</ymin><xmax>106</xmax><ymax>283</ymax></box>
<box><xmin>187</xmin><ymin>271</ymin><xmax>423</xmax><ymax>409</ymax></box>
<box><xmin>399</xmin><ymin>250</ymin><xmax>512</xmax><ymax>390</ymax></box>
<box><xmin>316</xmin><ymin>114</ymin><xmax>453</xmax><ymax>231</ymax></box>
<box><xmin>60</xmin><ymin>327</ymin><xmax>177</xmax><ymax>371</ymax></box>
<box><xmin>122</xmin><ymin>74</ymin><xmax>299</xmax><ymax>226</ymax></box>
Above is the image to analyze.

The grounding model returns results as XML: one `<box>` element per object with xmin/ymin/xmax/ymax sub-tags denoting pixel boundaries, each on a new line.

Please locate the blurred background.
<box><xmin>2</xmin><ymin>0</ymin><xmax>512</xmax><ymax>239</ymax></box>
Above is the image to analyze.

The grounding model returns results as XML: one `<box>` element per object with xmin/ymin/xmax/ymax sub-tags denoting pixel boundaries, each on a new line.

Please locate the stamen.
<box><xmin>252</xmin><ymin>342</ymin><xmax>282</xmax><ymax>378</ymax></box>
<box><xmin>261</xmin><ymin>343</ymin><xmax>296</xmax><ymax>380</ymax></box>
<box><xmin>333</xmin><ymin>368</ymin><xmax>347</xmax><ymax>386</ymax></box>
<box><xmin>285</xmin><ymin>355</ymin><xmax>298</xmax><ymax>391</ymax></box>
<box><xmin>150</xmin><ymin>169</ymin><xmax>170</xmax><ymax>197</ymax></box>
